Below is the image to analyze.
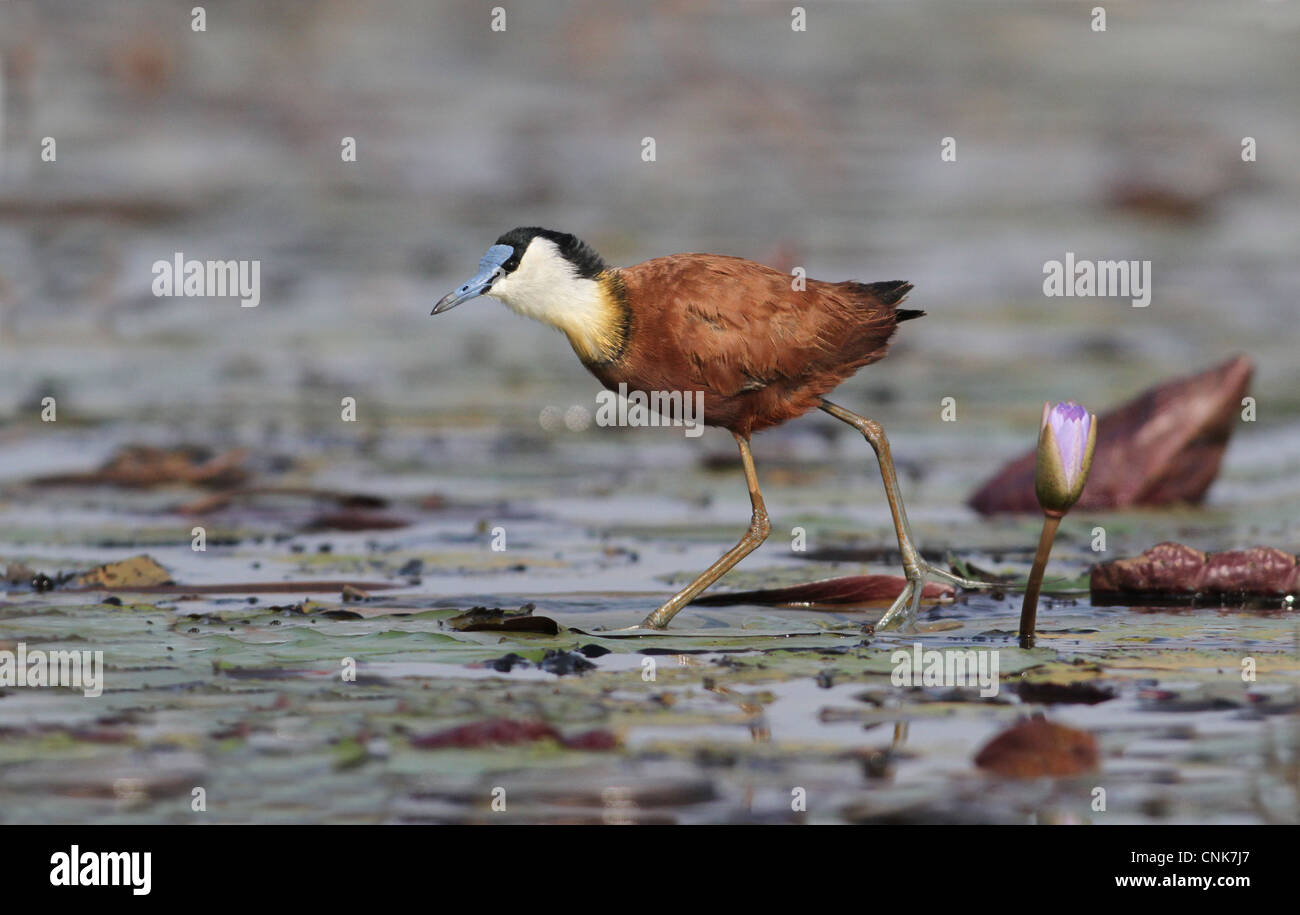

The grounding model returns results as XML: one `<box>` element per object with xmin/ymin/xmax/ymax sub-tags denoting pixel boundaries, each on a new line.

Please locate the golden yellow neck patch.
<box><xmin>562</xmin><ymin>271</ymin><xmax>628</xmax><ymax>365</ymax></box>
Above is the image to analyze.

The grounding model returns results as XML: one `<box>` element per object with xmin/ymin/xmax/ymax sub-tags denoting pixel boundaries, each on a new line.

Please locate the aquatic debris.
<box><xmin>1014</xmin><ymin>680</ymin><xmax>1116</xmax><ymax>706</ymax></box>
<box><xmin>31</xmin><ymin>444</ymin><xmax>250</xmax><ymax>489</ymax></box>
<box><xmin>67</xmin><ymin>579</ymin><xmax>399</xmax><ymax>595</ymax></box>
<box><xmin>538</xmin><ymin>649</ymin><xmax>597</xmax><ymax>676</ymax></box>
<box><xmin>1090</xmin><ymin>542</ymin><xmax>1299</xmax><ymax>604</ymax></box>
<box><xmin>4</xmin><ymin>563</ymin><xmax>36</xmax><ymax>586</ymax></box>
<box><xmin>303</xmin><ymin>510</ymin><xmax>409</xmax><ymax>531</ymax></box>
<box><xmin>487</xmin><ymin>652</ymin><xmax>531</xmax><ymax>672</ymax></box>
<box><xmin>691</xmin><ymin>574</ymin><xmax>954</xmax><ymax>607</ymax></box>
<box><xmin>178</xmin><ymin>487</ymin><xmax>388</xmax><ymax>515</ymax></box>
<box><xmin>1107</xmin><ymin>177</ymin><xmax>1219</xmax><ymax>223</ymax></box>
<box><xmin>969</xmin><ymin>355</ymin><xmax>1253</xmax><ymax>514</ymax></box>
<box><xmin>315</xmin><ymin>607</ymin><xmax>364</xmax><ymax>620</ymax></box>
<box><xmin>973</xmin><ymin>717</ymin><xmax>1099</xmax><ymax>777</ymax></box>
<box><xmin>1246</xmin><ymin>688</ymin><xmax>1300</xmax><ymax>716</ymax></box>
<box><xmin>5</xmin><ymin>563</ymin><xmax>75</xmax><ymax>592</ymax></box>
<box><xmin>444</xmin><ymin>604</ymin><xmax>561</xmax><ymax>635</ymax></box>
<box><xmin>409</xmin><ymin>718</ymin><xmax>617</xmax><ymax>750</ymax></box>
<box><xmin>77</xmin><ymin>554</ymin><xmax>173</xmax><ymax>588</ymax></box>
<box><xmin>560</xmin><ymin>729</ymin><xmax>619</xmax><ymax>750</ymax></box>
<box><xmin>478</xmin><ymin>649</ymin><xmax>596</xmax><ymax>675</ymax></box>
<box><xmin>1137</xmin><ymin>685</ymin><xmax>1242</xmax><ymax>712</ymax></box>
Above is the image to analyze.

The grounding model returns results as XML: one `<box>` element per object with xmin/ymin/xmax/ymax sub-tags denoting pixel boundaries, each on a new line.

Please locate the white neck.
<box><xmin>487</xmin><ymin>238</ymin><xmax>620</xmax><ymax>362</ymax></box>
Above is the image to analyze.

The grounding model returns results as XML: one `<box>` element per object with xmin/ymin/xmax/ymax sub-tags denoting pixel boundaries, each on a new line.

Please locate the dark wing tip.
<box><xmin>859</xmin><ymin>280</ymin><xmax>914</xmax><ymax>307</ymax></box>
<box><xmin>894</xmin><ymin>307</ymin><xmax>925</xmax><ymax>322</ymax></box>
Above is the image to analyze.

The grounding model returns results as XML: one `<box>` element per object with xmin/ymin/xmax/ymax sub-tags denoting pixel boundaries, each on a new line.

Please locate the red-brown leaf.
<box><xmin>1091</xmin><ymin>541</ymin><xmax>1299</xmax><ymax>600</ymax></box>
<box><xmin>969</xmin><ymin>355</ymin><xmax>1253</xmax><ymax>514</ymax></box>
<box><xmin>409</xmin><ymin>719</ymin><xmax>617</xmax><ymax>751</ymax></box>
<box><xmin>973</xmin><ymin>717</ymin><xmax>1099</xmax><ymax>777</ymax></box>
<box><xmin>691</xmin><ymin>575</ymin><xmax>954</xmax><ymax>607</ymax></box>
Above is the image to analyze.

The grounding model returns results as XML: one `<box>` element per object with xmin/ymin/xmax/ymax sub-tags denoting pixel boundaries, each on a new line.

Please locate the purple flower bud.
<box><xmin>1034</xmin><ymin>401</ymin><xmax>1097</xmax><ymax>515</ymax></box>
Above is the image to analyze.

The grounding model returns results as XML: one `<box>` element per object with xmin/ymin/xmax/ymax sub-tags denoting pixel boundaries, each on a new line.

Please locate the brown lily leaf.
<box><xmin>444</xmin><ymin>604</ymin><xmax>561</xmax><ymax>635</ymax></box>
<box><xmin>1014</xmin><ymin>680</ymin><xmax>1117</xmax><ymax>706</ymax></box>
<box><xmin>78</xmin><ymin>554</ymin><xmax>173</xmax><ymax>588</ymax></box>
<box><xmin>410</xmin><ymin>719</ymin><xmax>617</xmax><ymax>750</ymax></box>
<box><xmin>302</xmin><ymin>510</ymin><xmax>409</xmax><ymax>531</ymax></box>
<box><xmin>178</xmin><ymin>487</ymin><xmax>388</xmax><ymax>515</ymax></box>
<box><xmin>973</xmin><ymin>717</ymin><xmax>1099</xmax><ymax>777</ymax></box>
<box><xmin>1091</xmin><ymin>541</ymin><xmax>1298</xmax><ymax>603</ymax></box>
<box><xmin>65</xmin><ymin>579</ymin><xmax>399</xmax><ymax>595</ymax></box>
<box><xmin>32</xmin><ymin>444</ymin><xmax>251</xmax><ymax>490</ymax></box>
<box><xmin>692</xmin><ymin>575</ymin><xmax>954</xmax><ymax>607</ymax></box>
<box><xmin>969</xmin><ymin>354</ymin><xmax>1253</xmax><ymax>514</ymax></box>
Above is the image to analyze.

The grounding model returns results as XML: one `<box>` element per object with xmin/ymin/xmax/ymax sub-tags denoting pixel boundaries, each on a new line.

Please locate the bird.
<box><xmin>432</xmin><ymin>227</ymin><xmax>980</xmax><ymax>630</ymax></box>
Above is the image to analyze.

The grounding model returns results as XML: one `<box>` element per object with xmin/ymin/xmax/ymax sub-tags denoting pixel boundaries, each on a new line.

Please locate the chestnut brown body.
<box><xmin>583</xmin><ymin>254</ymin><xmax>919</xmax><ymax>437</ymax></box>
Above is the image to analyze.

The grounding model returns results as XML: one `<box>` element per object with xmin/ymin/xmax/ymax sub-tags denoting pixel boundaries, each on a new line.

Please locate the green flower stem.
<box><xmin>1018</xmin><ymin>513</ymin><xmax>1062</xmax><ymax>649</ymax></box>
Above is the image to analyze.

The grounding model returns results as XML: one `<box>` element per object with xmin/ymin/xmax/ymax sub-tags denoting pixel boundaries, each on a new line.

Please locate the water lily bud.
<box><xmin>1034</xmin><ymin>401</ymin><xmax>1097</xmax><ymax>515</ymax></box>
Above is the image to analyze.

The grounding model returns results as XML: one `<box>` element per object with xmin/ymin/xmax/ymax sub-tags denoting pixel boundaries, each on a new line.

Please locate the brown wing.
<box><xmin>614</xmin><ymin>254</ymin><xmax>913</xmax><ymax>432</ymax></box>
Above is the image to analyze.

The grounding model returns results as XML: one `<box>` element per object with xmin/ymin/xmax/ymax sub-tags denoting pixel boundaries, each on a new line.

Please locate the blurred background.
<box><xmin>2</xmin><ymin>0</ymin><xmax>1298</xmax><ymax>472</ymax></box>
<box><xmin>0</xmin><ymin>0</ymin><xmax>1297</xmax><ymax>597</ymax></box>
<box><xmin>1</xmin><ymin>0</ymin><xmax>1298</xmax><ymax>825</ymax></box>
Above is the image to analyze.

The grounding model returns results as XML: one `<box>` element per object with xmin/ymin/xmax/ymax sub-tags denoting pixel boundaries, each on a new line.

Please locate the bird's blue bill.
<box><xmin>431</xmin><ymin>244</ymin><xmax>514</xmax><ymax>314</ymax></box>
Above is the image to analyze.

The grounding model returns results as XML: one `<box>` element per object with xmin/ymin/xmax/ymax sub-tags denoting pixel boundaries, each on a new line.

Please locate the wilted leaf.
<box><xmin>970</xmin><ymin>355</ymin><xmax>1253</xmax><ymax>514</ymax></box>
<box><xmin>178</xmin><ymin>487</ymin><xmax>387</xmax><ymax>515</ymax></box>
<box><xmin>68</xmin><ymin>580</ymin><xmax>399</xmax><ymax>595</ymax></box>
<box><xmin>1091</xmin><ymin>541</ymin><xmax>1299</xmax><ymax>603</ymax></box>
<box><xmin>77</xmin><ymin>554</ymin><xmax>173</xmax><ymax>588</ymax></box>
<box><xmin>692</xmin><ymin>575</ymin><xmax>954</xmax><ymax>607</ymax></box>
<box><xmin>409</xmin><ymin>719</ymin><xmax>617</xmax><ymax>750</ymax></box>
<box><xmin>444</xmin><ymin>604</ymin><xmax>561</xmax><ymax>635</ymax></box>
<box><xmin>32</xmin><ymin>444</ymin><xmax>250</xmax><ymax>489</ymax></box>
<box><xmin>1014</xmin><ymin>680</ymin><xmax>1116</xmax><ymax>705</ymax></box>
<box><xmin>303</xmin><ymin>510</ymin><xmax>409</xmax><ymax>531</ymax></box>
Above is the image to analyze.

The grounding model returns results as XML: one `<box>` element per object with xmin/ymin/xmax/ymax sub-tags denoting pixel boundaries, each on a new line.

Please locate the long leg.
<box><xmin>639</xmin><ymin>431</ymin><xmax>771</xmax><ymax>629</ymax></box>
<box><xmin>820</xmin><ymin>398</ymin><xmax>982</xmax><ymax>630</ymax></box>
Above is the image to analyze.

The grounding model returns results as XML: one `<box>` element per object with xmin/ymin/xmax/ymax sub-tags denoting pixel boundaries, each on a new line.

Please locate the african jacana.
<box><xmin>433</xmin><ymin>227</ymin><xmax>980</xmax><ymax>629</ymax></box>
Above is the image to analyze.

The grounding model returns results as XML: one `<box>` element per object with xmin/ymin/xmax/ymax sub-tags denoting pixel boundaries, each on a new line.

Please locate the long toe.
<box><xmin>875</xmin><ymin>579</ymin><xmax>917</xmax><ymax>630</ymax></box>
<box><xmin>878</xmin><ymin>562</ymin><xmax>973</xmax><ymax>631</ymax></box>
<box><xmin>927</xmin><ymin>565</ymin><xmax>997</xmax><ymax>591</ymax></box>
